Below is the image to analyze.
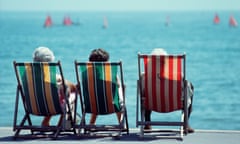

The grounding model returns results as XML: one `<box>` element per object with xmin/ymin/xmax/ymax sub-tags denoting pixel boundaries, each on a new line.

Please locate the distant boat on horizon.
<box><xmin>63</xmin><ymin>16</ymin><xmax>72</xmax><ymax>26</ymax></box>
<box><xmin>213</xmin><ymin>14</ymin><xmax>220</xmax><ymax>24</ymax></box>
<box><xmin>103</xmin><ymin>16</ymin><xmax>108</xmax><ymax>29</ymax></box>
<box><xmin>44</xmin><ymin>15</ymin><xmax>52</xmax><ymax>27</ymax></box>
<box><xmin>165</xmin><ymin>16</ymin><xmax>170</xmax><ymax>26</ymax></box>
<box><xmin>229</xmin><ymin>15</ymin><xmax>238</xmax><ymax>27</ymax></box>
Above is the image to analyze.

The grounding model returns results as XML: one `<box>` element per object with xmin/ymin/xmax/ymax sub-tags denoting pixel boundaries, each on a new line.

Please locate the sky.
<box><xmin>0</xmin><ymin>0</ymin><xmax>240</xmax><ymax>12</ymax></box>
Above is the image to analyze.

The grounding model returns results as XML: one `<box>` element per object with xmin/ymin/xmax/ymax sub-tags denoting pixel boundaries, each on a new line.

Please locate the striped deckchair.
<box><xmin>13</xmin><ymin>61</ymin><xmax>75</xmax><ymax>139</ymax></box>
<box><xmin>74</xmin><ymin>61</ymin><xmax>129</xmax><ymax>136</ymax></box>
<box><xmin>136</xmin><ymin>53</ymin><xmax>188</xmax><ymax>139</ymax></box>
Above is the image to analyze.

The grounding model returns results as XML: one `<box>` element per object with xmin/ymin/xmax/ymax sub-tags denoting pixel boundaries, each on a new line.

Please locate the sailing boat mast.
<box><xmin>103</xmin><ymin>16</ymin><xmax>108</xmax><ymax>29</ymax></box>
<box><xmin>165</xmin><ymin>16</ymin><xmax>170</xmax><ymax>26</ymax></box>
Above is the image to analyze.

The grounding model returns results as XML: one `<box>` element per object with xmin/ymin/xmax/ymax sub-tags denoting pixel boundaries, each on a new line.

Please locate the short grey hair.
<box><xmin>151</xmin><ymin>48</ymin><xmax>167</xmax><ymax>55</ymax></box>
<box><xmin>33</xmin><ymin>46</ymin><xmax>55</xmax><ymax>62</ymax></box>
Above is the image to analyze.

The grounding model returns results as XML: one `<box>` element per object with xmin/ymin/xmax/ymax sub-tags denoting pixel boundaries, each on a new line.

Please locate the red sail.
<box><xmin>63</xmin><ymin>16</ymin><xmax>72</xmax><ymax>26</ymax></box>
<box><xmin>213</xmin><ymin>14</ymin><xmax>220</xmax><ymax>24</ymax></box>
<box><xmin>229</xmin><ymin>16</ymin><xmax>238</xmax><ymax>27</ymax></box>
<box><xmin>44</xmin><ymin>15</ymin><xmax>52</xmax><ymax>27</ymax></box>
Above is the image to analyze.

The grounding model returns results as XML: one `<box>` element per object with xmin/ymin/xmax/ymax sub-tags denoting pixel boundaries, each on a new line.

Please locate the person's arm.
<box><xmin>65</xmin><ymin>80</ymin><xmax>76</xmax><ymax>93</ymax></box>
<box><xmin>56</xmin><ymin>74</ymin><xmax>76</xmax><ymax>93</ymax></box>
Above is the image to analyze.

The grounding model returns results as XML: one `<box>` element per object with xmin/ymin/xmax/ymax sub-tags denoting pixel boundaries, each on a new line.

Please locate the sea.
<box><xmin>0</xmin><ymin>11</ymin><xmax>240</xmax><ymax>130</ymax></box>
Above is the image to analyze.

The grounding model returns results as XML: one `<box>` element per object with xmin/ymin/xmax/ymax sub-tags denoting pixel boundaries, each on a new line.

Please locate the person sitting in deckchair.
<box><xmin>142</xmin><ymin>48</ymin><xmax>194</xmax><ymax>133</ymax></box>
<box><xmin>32</xmin><ymin>46</ymin><xmax>76</xmax><ymax>127</ymax></box>
<box><xmin>87</xmin><ymin>48</ymin><xmax>123</xmax><ymax>125</ymax></box>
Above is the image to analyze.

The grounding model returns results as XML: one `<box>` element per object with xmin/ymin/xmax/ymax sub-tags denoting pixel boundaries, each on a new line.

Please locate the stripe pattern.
<box><xmin>78</xmin><ymin>62</ymin><xmax>121</xmax><ymax>115</ymax></box>
<box><xmin>17</xmin><ymin>62</ymin><xmax>63</xmax><ymax>116</ymax></box>
<box><xmin>143</xmin><ymin>55</ymin><xmax>183</xmax><ymax>113</ymax></box>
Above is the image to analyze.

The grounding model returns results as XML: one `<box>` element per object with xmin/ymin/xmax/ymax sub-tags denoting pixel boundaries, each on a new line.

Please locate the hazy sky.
<box><xmin>0</xmin><ymin>0</ymin><xmax>240</xmax><ymax>11</ymax></box>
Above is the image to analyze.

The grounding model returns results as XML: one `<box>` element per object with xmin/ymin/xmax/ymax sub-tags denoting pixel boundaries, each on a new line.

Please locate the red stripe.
<box><xmin>168</xmin><ymin>56</ymin><xmax>174</xmax><ymax>111</ymax></box>
<box><xmin>143</xmin><ymin>57</ymin><xmax>149</xmax><ymax>110</ymax></box>
<box><xmin>151</xmin><ymin>56</ymin><xmax>157</xmax><ymax>110</ymax></box>
<box><xmin>177</xmin><ymin>56</ymin><xmax>182</xmax><ymax>108</ymax></box>
<box><xmin>160</xmin><ymin>56</ymin><xmax>166</xmax><ymax>112</ymax></box>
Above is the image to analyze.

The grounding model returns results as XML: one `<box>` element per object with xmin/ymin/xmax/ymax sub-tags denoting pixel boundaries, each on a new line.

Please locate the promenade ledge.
<box><xmin>0</xmin><ymin>127</ymin><xmax>239</xmax><ymax>144</ymax></box>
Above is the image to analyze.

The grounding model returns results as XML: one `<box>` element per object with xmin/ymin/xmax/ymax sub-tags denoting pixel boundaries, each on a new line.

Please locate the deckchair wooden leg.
<box><xmin>13</xmin><ymin>88</ymin><xmax>20</xmax><ymax>131</ymax></box>
<box><xmin>140</xmin><ymin>125</ymin><xmax>144</xmax><ymax>137</ymax></box>
<box><xmin>124</xmin><ymin>111</ymin><xmax>129</xmax><ymax>134</ymax></box>
<box><xmin>53</xmin><ymin>128</ymin><xmax>61</xmax><ymax>140</ymax></box>
<box><xmin>14</xmin><ymin>129</ymin><xmax>21</xmax><ymax>139</ymax></box>
<box><xmin>14</xmin><ymin>114</ymin><xmax>28</xmax><ymax>138</ymax></box>
<box><xmin>181</xmin><ymin>112</ymin><xmax>184</xmax><ymax>137</ymax></box>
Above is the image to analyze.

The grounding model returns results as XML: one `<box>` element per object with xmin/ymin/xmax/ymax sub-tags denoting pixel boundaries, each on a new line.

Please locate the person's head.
<box><xmin>89</xmin><ymin>48</ymin><xmax>109</xmax><ymax>62</ymax></box>
<box><xmin>150</xmin><ymin>48</ymin><xmax>167</xmax><ymax>55</ymax></box>
<box><xmin>32</xmin><ymin>46</ymin><xmax>55</xmax><ymax>62</ymax></box>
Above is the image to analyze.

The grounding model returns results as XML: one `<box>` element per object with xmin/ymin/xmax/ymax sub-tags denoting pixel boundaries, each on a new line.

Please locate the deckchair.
<box><xmin>13</xmin><ymin>61</ymin><xmax>76</xmax><ymax>139</ymax></box>
<box><xmin>74</xmin><ymin>61</ymin><xmax>129</xmax><ymax>137</ymax></box>
<box><xmin>136</xmin><ymin>53</ymin><xmax>188</xmax><ymax>139</ymax></box>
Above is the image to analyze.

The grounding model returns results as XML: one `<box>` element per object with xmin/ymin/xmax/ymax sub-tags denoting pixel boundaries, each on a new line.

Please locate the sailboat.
<box><xmin>63</xmin><ymin>16</ymin><xmax>72</xmax><ymax>26</ymax></box>
<box><xmin>213</xmin><ymin>14</ymin><xmax>220</xmax><ymax>24</ymax></box>
<box><xmin>165</xmin><ymin>16</ymin><xmax>170</xmax><ymax>26</ymax></box>
<box><xmin>229</xmin><ymin>16</ymin><xmax>238</xmax><ymax>27</ymax></box>
<box><xmin>44</xmin><ymin>15</ymin><xmax>52</xmax><ymax>27</ymax></box>
<box><xmin>102</xmin><ymin>16</ymin><xmax>108</xmax><ymax>29</ymax></box>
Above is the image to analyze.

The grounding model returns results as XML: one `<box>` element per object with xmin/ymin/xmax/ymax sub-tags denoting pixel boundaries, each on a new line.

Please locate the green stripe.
<box><xmin>111</xmin><ymin>65</ymin><xmax>121</xmax><ymax>112</ymax></box>
<box><xmin>95</xmin><ymin>63</ymin><xmax>108</xmax><ymax>114</ymax></box>
<box><xmin>19</xmin><ymin>65</ymin><xmax>33</xmax><ymax>114</ymax></box>
<box><xmin>49</xmin><ymin>65</ymin><xmax>62</xmax><ymax>114</ymax></box>
<box><xmin>80</xmin><ymin>64</ymin><xmax>92</xmax><ymax>113</ymax></box>
<box><xmin>32</xmin><ymin>63</ymin><xmax>47</xmax><ymax>115</ymax></box>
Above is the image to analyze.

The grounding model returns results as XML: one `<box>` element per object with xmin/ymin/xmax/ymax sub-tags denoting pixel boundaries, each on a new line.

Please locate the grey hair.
<box><xmin>33</xmin><ymin>46</ymin><xmax>55</xmax><ymax>62</ymax></box>
<box><xmin>151</xmin><ymin>48</ymin><xmax>167</xmax><ymax>55</ymax></box>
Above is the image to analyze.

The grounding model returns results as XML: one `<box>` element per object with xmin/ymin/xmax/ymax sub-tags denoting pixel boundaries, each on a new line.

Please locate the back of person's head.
<box><xmin>151</xmin><ymin>48</ymin><xmax>167</xmax><ymax>55</ymax></box>
<box><xmin>33</xmin><ymin>46</ymin><xmax>55</xmax><ymax>62</ymax></box>
<box><xmin>89</xmin><ymin>48</ymin><xmax>109</xmax><ymax>62</ymax></box>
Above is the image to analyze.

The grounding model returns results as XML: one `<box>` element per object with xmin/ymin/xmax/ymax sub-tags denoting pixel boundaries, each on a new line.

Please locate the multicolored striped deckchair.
<box><xmin>136</xmin><ymin>53</ymin><xmax>188</xmax><ymax>139</ymax></box>
<box><xmin>13</xmin><ymin>61</ymin><xmax>75</xmax><ymax>139</ymax></box>
<box><xmin>74</xmin><ymin>61</ymin><xmax>129</xmax><ymax>136</ymax></box>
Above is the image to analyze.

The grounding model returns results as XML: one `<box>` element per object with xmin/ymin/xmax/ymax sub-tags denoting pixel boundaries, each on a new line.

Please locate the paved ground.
<box><xmin>0</xmin><ymin>127</ymin><xmax>240</xmax><ymax>144</ymax></box>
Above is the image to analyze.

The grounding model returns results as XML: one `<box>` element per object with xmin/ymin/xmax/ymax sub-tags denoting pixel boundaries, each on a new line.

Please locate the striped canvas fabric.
<box><xmin>17</xmin><ymin>62</ymin><xmax>63</xmax><ymax>116</ymax></box>
<box><xmin>143</xmin><ymin>55</ymin><xmax>183</xmax><ymax>113</ymax></box>
<box><xmin>78</xmin><ymin>62</ymin><xmax>121</xmax><ymax>115</ymax></box>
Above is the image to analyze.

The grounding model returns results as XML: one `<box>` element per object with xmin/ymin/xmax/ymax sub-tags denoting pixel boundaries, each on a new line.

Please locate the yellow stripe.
<box><xmin>43</xmin><ymin>63</ymin><xmax>56</xmax><ymax>114</ymax></box>
<box><xmin>25</xmin><ymin>64</ymin><xmax>39</xmax><ymax>115</ymax></box>
<box><xmin>87</xmin><ymin>64</ymin><xmax>97</xmax><ymax>113</ymax></box>
<box><xmin>105</xmin><ymin>64</ymin><xmax>114</xmax><ymax>113</ymax></box>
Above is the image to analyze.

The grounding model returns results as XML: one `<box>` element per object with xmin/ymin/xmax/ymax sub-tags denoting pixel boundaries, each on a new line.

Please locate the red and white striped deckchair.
<box><xmin>136</xmin><ymin>53</ymin><xmax>188</xmax><ymax>139</ymax></box>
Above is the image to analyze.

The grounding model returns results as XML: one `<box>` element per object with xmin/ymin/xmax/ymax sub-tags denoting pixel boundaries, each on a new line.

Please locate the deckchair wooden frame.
<box><xmin>74</xmin><ymin>61</ymin><xmax>129</xmax><ymax>137</ymax></box>
<box><xmin>136</xmin><ymin>53</ymin><xmax>188</xmax><ymax>139</ymax></box>
<box><xmin>13</xmin><ymin>61</ymin><xmax>76</xmax><ymax>139</ymax></box>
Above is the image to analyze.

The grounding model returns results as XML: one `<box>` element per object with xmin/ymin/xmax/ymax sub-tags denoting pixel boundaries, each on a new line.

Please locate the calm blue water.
<box><xmin>0</xmin><ymin>11</ymin><xmax>240</xmax><ymax>130</ymax></box>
